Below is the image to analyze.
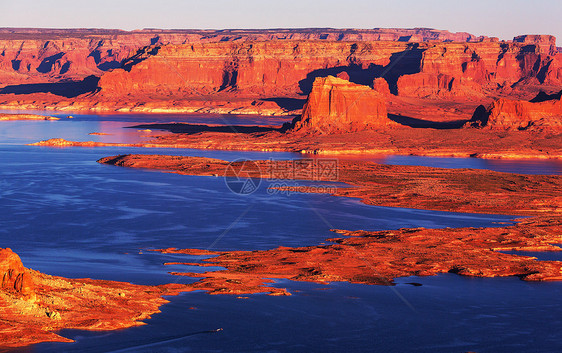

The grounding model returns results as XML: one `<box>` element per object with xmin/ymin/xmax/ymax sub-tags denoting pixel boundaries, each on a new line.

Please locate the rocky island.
<box><xmin>96</xmin><ymin>155</ymin><xmax>562</xmax><ymax>295</ymax></box>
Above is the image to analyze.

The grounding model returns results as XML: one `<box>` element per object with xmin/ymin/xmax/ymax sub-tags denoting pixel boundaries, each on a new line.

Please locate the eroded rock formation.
<box><xmin>467</xmin><ymin>91</ymin><xmax>562</xmax><ymax>131</ymax></box>
<box><xmin>0</xmin><ymin>27</ymin><xmax>497</xmax><ymax>88</ymax></box>
<box><xmin>397</xmin><ymin>38</ymin><xmax>562</xmax><ymax>98</ymax></box>
<box><xmin>0</xmin><ymin>28</ymin><xmax>561</xmax><ymax>116</ymax></box>
<box><xmin>0</xmin><ymin>248</ymin><xmax>34</xmax><ymax>297</ymax></box>
<box><xmin>292</xmin><ymin>76</ymin><xmax>393</xmax><ymax>133</ymax></box>
<box><xmin>96</xmin><ymin>41</ymin><xmax>415</xmax><ymax>99</ymax></box>
<box><xmin>0</xmin><ymin>247</ymin><xmax>187</xmax><ymax>348</ymax></box>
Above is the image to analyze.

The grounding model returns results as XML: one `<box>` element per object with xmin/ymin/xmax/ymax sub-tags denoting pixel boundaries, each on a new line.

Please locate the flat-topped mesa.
<box><xmin>76</xmin><ymin>38</ymin><xmax>562</xmax><ymax>104</ymax></box>
<box><xmin>0</xmin><ymin>28</ymin><xmax>490</xmax><ymax>88</ymax></box>
<box><xmin>292</xmin><ymin>76</ymin><xmax>394</xmax><ymax>134</ymax></box>
<box><xmin>96</xmin><ymin>40</ymin><xmax>415</xmax><ymax>99</ymax></box>
<box><xmin>513</xmin><ymin>35</ymin><xmax>557</xmax><ymax>55</ymax></box>
<box><xmin>466</xmin><ymin>90</ymin><xmax>562</xmax><ymax>131</ymax></box>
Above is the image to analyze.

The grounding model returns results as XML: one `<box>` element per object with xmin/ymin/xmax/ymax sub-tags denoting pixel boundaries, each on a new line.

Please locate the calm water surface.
<box><xmin>1</xmin><ymin>114</ymin><xmax>561</xmax><ymax>352</ymax></box>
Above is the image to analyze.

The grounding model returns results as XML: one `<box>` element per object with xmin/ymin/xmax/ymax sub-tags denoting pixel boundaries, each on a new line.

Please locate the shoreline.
<box><xmin>0</xmin><ymin>247</ymin><xmax>190</xmax><ymax>348</ymax></box>
<box><xmin>0</xmin><ymin>100</ymin><xmax>297</xmax><ymax>117</ymax></box>
<box><xmin>30</xmin><ymin>137</ymin><xmax>562</xmax><ymax>160</ymax></box>
<box><xmin>0</xmin><ymin>113</ymin><xmax>59</xmax><ymax>121</ymax></box>
<box><xmin>96</xmin><ymin>154</ymin><xmax>562</xmax><ymax>294</ymax></box>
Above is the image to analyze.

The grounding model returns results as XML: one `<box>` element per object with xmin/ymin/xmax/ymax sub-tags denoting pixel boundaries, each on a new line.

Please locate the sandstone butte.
<box><xmin>0</xmin><ymin>247</ymin><xmax>189</xmax><ymax>348</ymax></box>
<box><xmin>0</xmin><ymin>29</ymin><xmax>560</xmax><ymax>120</ymax></box>
<box><xmin>97</xmin><ymin>155</ymin><xmax>562</xmax><ymax>296</ymax></box>
<box><xmin>466</xmin><ymin>90</ymin><xmax>562</xmax><ymax>131</ymax></box>
<box><xmin>292</xmin><ymin>76</ymin><xmax>394</xmax><ymax>134</ymax></box>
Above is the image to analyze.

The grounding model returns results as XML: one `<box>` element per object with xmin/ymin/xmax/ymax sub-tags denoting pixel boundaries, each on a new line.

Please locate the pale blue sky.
<box><xmin>1</xmin><ymin>0</ymin><xmax>560</xmax><ymax>42</ymax></box>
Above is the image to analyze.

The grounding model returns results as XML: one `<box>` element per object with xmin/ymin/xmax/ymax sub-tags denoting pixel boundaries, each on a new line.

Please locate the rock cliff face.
<box><xmin>292</xmin><ymin>76</ymin><xmax>392</xmax><ymax>134</ymax></box>
<box><xmin>0</xmin><ymin>33</ymin><xmax>155</xmax><ymax>86</ymax></box>
<box><xmin>0</xmin><ymin>28</ymin><xmax>561</xmax><ymax>117</ymax></box>
<box><xmin>0</xmin><ymin>27</ymin><xmax>495</xmax><ymax>88</ymax></box>
<box><xmin>97</xmin><ymin>38</ymin><xmax>562</xmax><ymax>102</ymax></box>
<box><xmin>513</xmin><ymin>35</ymin><xmax>558</xmax><ymax>55</ymax></box>
<box><xmin>467</xmin><ymin>91</ymin><xmax>562</xmax><ymax>131</ymax></box>
<box><xmin>0</xmin><ymin>247</ymin><xmax>190</xmax><ymax>348</ymax></box>
<box><xmin>0</xmin><ymin>248</ymin><xmax>34</xmax><ymax>297</ymax></box>
<box><xmin>397</xmin><ymin>39</ymin><xmax>562</xmax><ymax>98</ymax></box>
<box><xmin>97</xmin><ymin>40</ymin><xmax>416</xmax><ymax>99</ymax></box>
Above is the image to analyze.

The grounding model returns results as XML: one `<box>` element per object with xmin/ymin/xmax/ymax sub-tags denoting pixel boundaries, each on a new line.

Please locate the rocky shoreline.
<box><xmin>97</xmin><ymin>154</ymin><xmax>562</xmax><ymax>295</ymax></box>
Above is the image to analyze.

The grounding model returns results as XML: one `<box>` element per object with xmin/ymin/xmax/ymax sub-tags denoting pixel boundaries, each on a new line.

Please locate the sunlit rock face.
<box><xmin>467</xmin><ymin>91</ymin><xmax>562</xmax><ymax>131</ymax></box>
<box><xmin>292</xmin><ymin>76</ymin><xmax>393</xmax><ymax>134</ymax></box>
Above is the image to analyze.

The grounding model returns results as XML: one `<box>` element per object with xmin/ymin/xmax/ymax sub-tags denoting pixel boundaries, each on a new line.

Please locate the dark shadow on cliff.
<box><xmin>530</xmin><ymin>90</ymin><xmax>562</xmax><ymax>103</ymax></box>
<box><xmin>298</xmin><ymin>63</ymin><xmax>382</xmax><ymax>95</ymax></box>
<box><xmin>298</xmin><ymin>44</ymin><xmax>424</xmax><ymax>95</ymax></box>
<box><xmin>122</xmin><ymin>45</ymin><xmax>161</xmax><ymax>72</ymax></box>
<box><xmin>88</xmin><ymin>49</ymin><xmax>123</xmax><ymax>71</ymax></box>
<box><xmin>384</xmin><ymin>46</ymin><xmax>424</xmax><ymax>94</ymax></box>
<box><xmin>0</xmin><ymin>75</ymin><xmax>100</xmax><ymax>98</ymax></box>
<box><xmin>36</xmin><ymin>53</ymin><xmax>66</xmax><ymax>73</ymax></box>
<box><xmin>388</xmin><ymin>114</ymin><xmax>469</xmax><ymax>129</ymax></box>
<box><xmin>128</xmin><ymin>123</ymin><xmax>282</xmax><ymax>134</ymax></box>
<box><xmin>262</xmin><ymin>98</ymin><xmax>307</xmax><ymax>111</ymax></box>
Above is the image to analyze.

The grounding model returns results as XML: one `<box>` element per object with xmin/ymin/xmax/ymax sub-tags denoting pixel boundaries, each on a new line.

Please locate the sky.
<box><xmin>0</xmin><ymin>0</ymin><xmax>560</xmax><ymax>42</ymax></box>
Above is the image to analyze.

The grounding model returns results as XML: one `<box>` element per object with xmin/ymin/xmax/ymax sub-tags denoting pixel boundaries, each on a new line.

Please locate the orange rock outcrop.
<box><xmin>0</xmin><ymin>248</ymin><xmax>34</xmax><ymax>297</ymax></box>
<box><xmin>157</xmin><ymin>217</ymin><xmax>562</xmax><ymax>295</ymax></box>
<box><xmin>0</xmin><ymin>247</ymin><xmax>187</xmax><ymax>348</ymax></box>
<box><xmin>0</xmin><ymin>113</ymin><xmax>58</xmax><ymax>121</ymax></box>
<box><xmin>468</xmin><ymin>91</ymin><xmax>562</xmax><ymax>131</ymax></box>
<box><xmin>397</xmin><ymin>39</ymin><xmax>562</xmax><ymax>98</ymax></box>
<box><xmin>292</xmin><ymin>76</ymin><xmax>393</xmax><ymax>134</ymax></box>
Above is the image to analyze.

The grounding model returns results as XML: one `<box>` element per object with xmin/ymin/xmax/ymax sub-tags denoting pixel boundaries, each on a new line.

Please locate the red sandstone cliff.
<box><xmin>514</xmin><ymin>35</ymin><xmax>558</xmax><ymax>55</ymax></box>
<box><xmin>467</xmin><ymin>91</ymin><xmax>562</xmax><ymax>131</ymax></box>
<box><xmin>0</xmin><ymin>28</ymin><xmax>561</xmax><ymax>117</ymax></box>
<box><xmin>397</xmin><ymin>38</ymin><xmax>562</xmax><ymax>98</ymax></box>
<box><xmin>96</xmin><ymin>38</ymin><xmax>562</xmax><ymax>102</ymax></box>
<box><xmin>292</xmin><ymin>76</ymin><xmax>392</xmax><ymax>134</ymax></box>
<box><xmin>0</xmin><ymin>248</ymin><xmax>34</xmax><ymax>297</ymax></box>
<box><xmin>96</xmin><ymin>40</ymin><xmax>413</xmax><ymax>99</ymax></box>
<box><xmin>0</xmin><ymin>27</ymin><xmax>496</xmax><ymax>88</ymax></box>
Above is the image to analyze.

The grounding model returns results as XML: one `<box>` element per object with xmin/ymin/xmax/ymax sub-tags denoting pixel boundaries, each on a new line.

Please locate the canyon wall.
<box><xmin>397</xmin><ymin>37</ymin><xmax>562</xmax><ymax>98</ymax></box>
<box><xmin>0</xmin><ymin>28</ymin><xmax>561</xmax><ymax>120</ymax></box>
<box><xmin>96</xmin><ymin>40</ymin><xmax>416</xmax><ymax>99</ymax></box>
<box><xmin>96</xmin><ymin>38</ymin><xmax>562</xmax><ymax>102</ymax></box>
<box><xmin>0</xmin><ymin>27</ymin><xmax>495</xmax><ymax>88</ymax></box>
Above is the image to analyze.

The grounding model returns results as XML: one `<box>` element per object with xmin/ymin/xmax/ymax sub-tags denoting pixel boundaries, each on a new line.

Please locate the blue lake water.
<box><xmin>1</xmin><ymin>114</ymin><xmax>562</xmax><ymax>352</ymax></box>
